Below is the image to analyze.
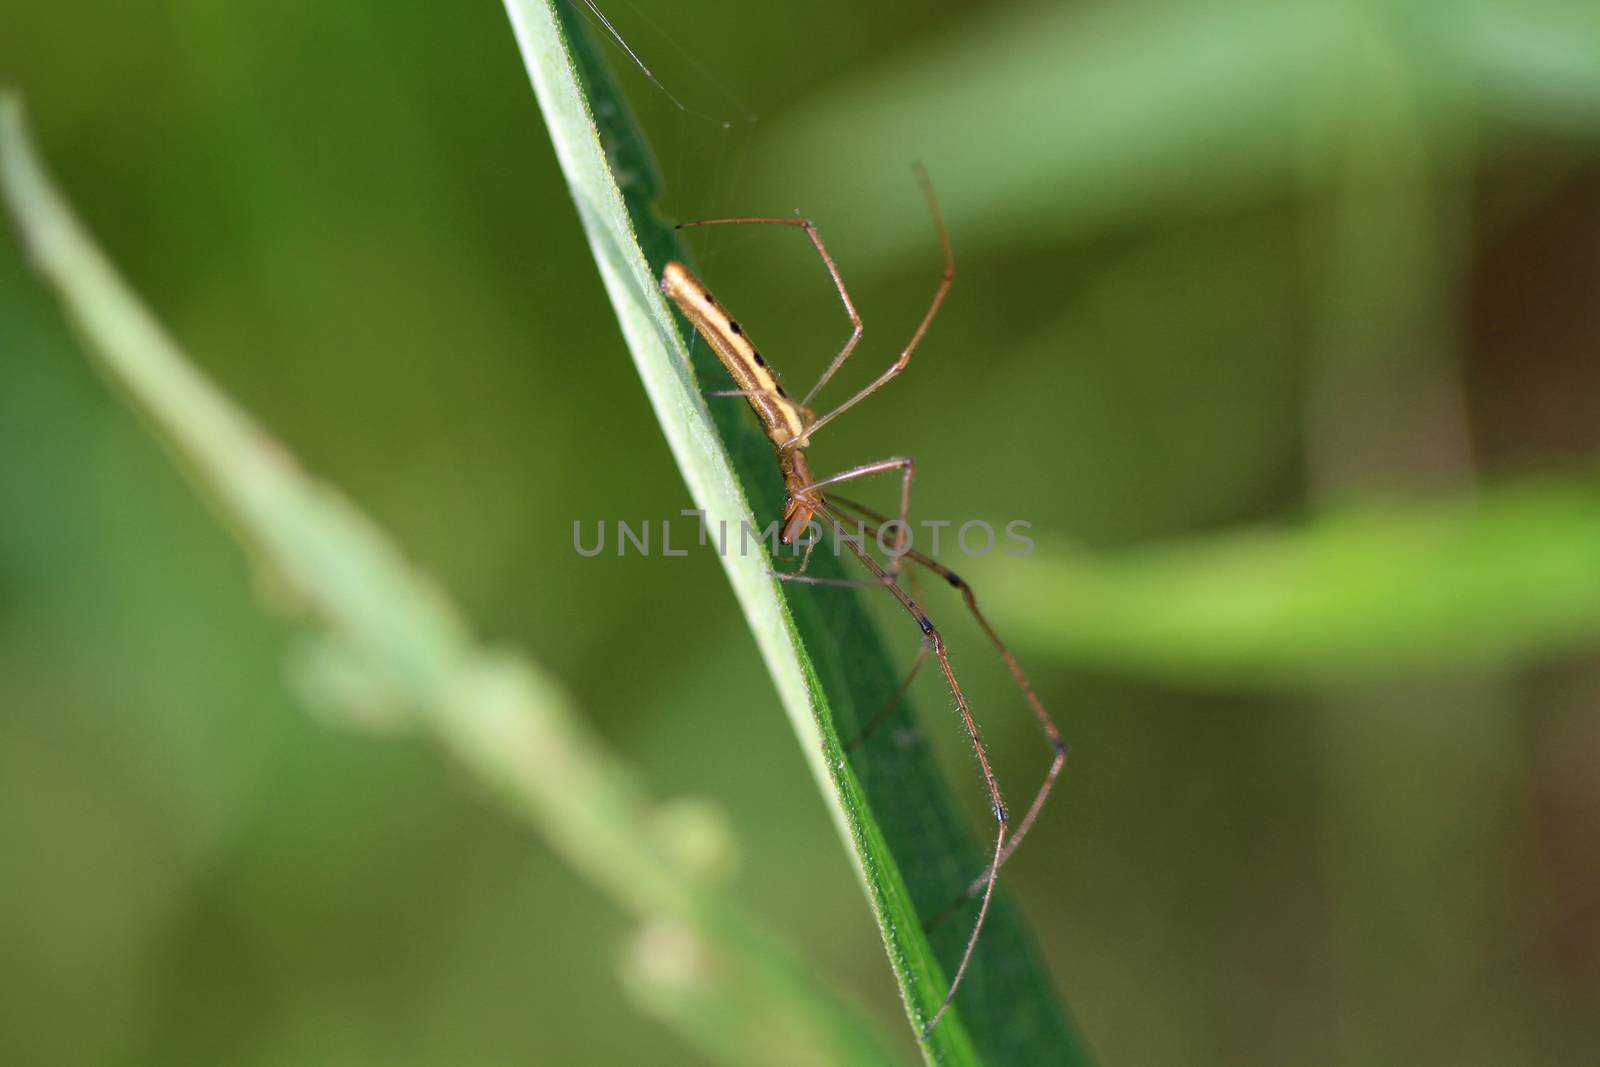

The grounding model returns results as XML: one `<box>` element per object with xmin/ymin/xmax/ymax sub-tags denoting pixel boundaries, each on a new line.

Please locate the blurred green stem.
<box><xmin>0</xmin><ymin>95</ymin><xmax>901</xmax><ymax>1067</ymax></box>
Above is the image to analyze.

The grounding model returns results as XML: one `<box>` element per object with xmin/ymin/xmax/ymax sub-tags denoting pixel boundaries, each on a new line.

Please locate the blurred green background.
<box><xmin>3</xmin><ymin>0</ymin><xmax>1599</xmax><ymax>1064</ymax></box>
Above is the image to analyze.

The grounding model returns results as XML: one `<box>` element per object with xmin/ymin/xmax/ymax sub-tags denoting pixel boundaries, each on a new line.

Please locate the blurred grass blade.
<box><xmin>750</xmin><ymin>0</ymin><xmax>1600</xmax><ymax>268</ymax></box>
<box><xmin>978</xmin><ymin>480</ymin><xmax>1600</xmax><ymax>686</ymax></box>
<box><xmin>0</xmin><ymin>94</ymin><xmax>903</xmax><ymax>1067</ymax></box>
<box><xmin>1455</xmin><ymin>0</ymin><xmax>1600</xmax><ymax>135</ymax></box>
<box><xmin>501</xmin><ymin>1</ymin><xmax>1091</xmax><ymax>1062</ymax></box>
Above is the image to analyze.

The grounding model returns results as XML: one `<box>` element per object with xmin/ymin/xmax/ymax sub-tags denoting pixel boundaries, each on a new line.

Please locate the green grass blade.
<box><xmin>500</xmin><ymin>2</ymin><xmax>1091</xmax><ymax>1062</ymax></box>
<box><xmin>975</xmin><ymin>480</ymin><xmax>1600</xmax><ymax>687</ymax></box>
<box><xmin>0</xmin><ymin>93</ymin><xmax>902</xmax><ymax>1067</ymax></box>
